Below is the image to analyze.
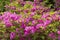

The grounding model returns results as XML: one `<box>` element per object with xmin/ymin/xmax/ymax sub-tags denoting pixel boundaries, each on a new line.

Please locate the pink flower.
<box><xmin>25</xmin><ymin>26</ymin><xmax>32</xmax><ymax>31</ymax></box>
<box><xmin>48</xmin><ymin>32</ymin><xmax>56</xmax><ymax>39</ymax></box>
<box><xmin>4</xmin><ymin>20</ymin><xmax>12</xmax><ymax>27</ymax></box>
<box><xmin>21</xmin><ymin>22</ymin><xmax>26</xmax><ymax>28</ymax></box>
<box><xmin>32</xmin><ymin>20</ymin><xmax>37</xmax><ymax>25</ymax></box>
<box><xmin>24</xmin><ymin>26</ymin><xmax>35</xmax><ymax>34</ymax></box>
<box><xmin>43</xmin><ymin>20</ymin><xmax>51</xmax><ymax>27</ymax></box>
<box><xmin>57</xmin><ymin>30</ymin><xmax>60</xmax><ymax>34</ymax></box>
<box><xmin>10</xmin><ymin>6</ymin><xmax>16</xmax><ymax>10</ymax></box>
<box><xmin>31</xmin><ymin>7</ymin><xmax>37</xmax><ymax>12</ymax></box>
<box><xmin>24</xmin><ymin>9</ymin><xmax>29</xmax><ymax>13</ymax></box>
<box><xmin>30</xmin><ymin>12</ymin><xmax>36</xmax><ymax>16</ymax></box>
<box><xmin>51</xmin><ymin>14</ymin><xmax>58</xmax><ymax>20</ymax></box>
<box><xmin>38</xmin><ymin>19</ymin><xmax>44</xmax><ymax>23</ymax></box>
<box><xmin>36</xmin><ymin>24</ymin><xmax>43</xmax><ymax>29</ymax></box>
<box><xmin>10</xmin><ymin>32</ymin><xmax>16</xmax><ymax>40</ymax></box>
<box><xmin>10</xmin><ymin>12</ymin><xmax>18</xmax><ymax>20</ymax></box>
<box><xmin>42</xmin><ymin>13</ymin><xmax>50</xmax><ymax>18</ymax></box>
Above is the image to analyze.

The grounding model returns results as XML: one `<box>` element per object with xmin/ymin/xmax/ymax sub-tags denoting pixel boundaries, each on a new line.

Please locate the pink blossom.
<box><xmin>36</xmin><ymin>24</ymin><xmax>43</xmax><ymax>29</ymax></box>
<box><xmin>10</xmin><ymin>32</ymin><xmax>16</xmax><ymax>40</ymax></box>
<box><xmin>48</xmin><ymin>32</ymin><xmax>56</xmax><ymax>39</ymax></box>
<box><xmin>57</xmin><ymin>30</ymin><xmax>60</xmax><ymax>34</ymax></box>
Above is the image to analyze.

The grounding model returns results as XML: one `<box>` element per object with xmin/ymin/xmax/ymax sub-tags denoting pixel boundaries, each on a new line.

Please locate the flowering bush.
<box><xmin>0</xmin><ymin>0</ymin><xmax>60</xmax><ymax>40</ymax></box>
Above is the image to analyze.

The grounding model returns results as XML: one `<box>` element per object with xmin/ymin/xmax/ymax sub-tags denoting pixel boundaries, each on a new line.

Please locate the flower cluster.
<box><xmin>0</xmin><ymin>0</ymin><xmax>60</xmax><ymax>40</ymax></box>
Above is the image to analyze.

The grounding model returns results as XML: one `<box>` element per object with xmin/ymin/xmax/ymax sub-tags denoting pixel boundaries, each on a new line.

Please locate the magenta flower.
<box><xmin>10</xmin><ymin>32</ymin><xmax>16</xmax><ymax>40</ymax></box>
<box><xmin>30</xmin><ymin>27</ymin><xmax>35</xmax><ymax>34</ymax></box>
<box><xmin>51</xmin><ymin>14</ymin><xmax>59</xmax><ymax>20</ymax></box>
<box><xmin>55</xmin><ymin>8</ymin><xmax>60</xmax><ymax>10</ymax></box>
<box><xmin>25</xmin><ymin>18</ymin><xmax>30</xmax><ymax>23</ymax></box>
<box><xmin>3</xmin><ymin>16</ymin><xmax>10</xmax><ymax>21</ymax></box>
<box><xmin>20</xmin><ymin>1</ymin><xmax>25</xmax><ymax>6</ymax></box>
<box><xmin>42</xmin><ymin>13</ymin><xmax>50</xmax><ymax>18</ymax></box>
<box><xmin>24</xmin><ymin>26</ymin><xmax>31</xmax><ymax>36</ymax></box>
<box><xmin>10</xmin><ymin>6</ymin><xmax>16</xmax><ymax>10</ymax></box>
<box><xmin>4</xmin><ymin>20</ymin><xmax>12</xmax><ymax>27</ymax></box>
<box><xmin>48</xmin><ymin>32</ymin><xmax>56</xmax><ymax>39</ymax></box>
<box><xmin>43</xmin><ymin>20</ymin><xmax>51</xmax><ymax>27</ymax></box>
<box><xmin>24</xmin><ymin>26</ymin><xmax>35</xmax><ymax>35</ymax></box>
<box><xmin>24</xmin><ymin>31</ymin><xmax>30</xmax><ymax>36</ymax></box>
<box><xmin>29</xmin><ymin>17</ymin><xmax>34</xmax><ymax>21</ymax></box>
<box><xmin>34</xmin><ymin>0</ymin><xmax>43</xmax><ymax>6</ymax></box>
<box><xmin>3</xmin><ymin>12</ymin><xmax>11</xmax><ymax>17</ymax></box>
<box><xmin>30</xmin><ymin>12</ymin><xmax>36</xmax><ymax>16</ymax></box>
<box><xmin>36</xmin><ymin>24</ymin><xmax>43</xmax><ymax>29</ymax></box>
<box><xmin>20</xmin><ymin>22</ymin><xmax>26</xmax><ymax>29</ymax></box>
<box><xmin>24</xmin><ymin>9</ymin><xmax>29</xmax><ymax>13</ymax></box>
<box><xmin>25</xmin><ymin>26</ymin><xmax>31</xmax><ymax>32</ymax></box>
<box><xmin>32</xmin><ymin>20</ymin><xmax>37</xmax><ymax>25</ymax></box>
<box><xmin>10</xmin><ymin>12</ymin><xmax>18</xmax><ymax>20</ymax></box>
<box><xmin>57</xmin><ymin>30</ymin><xmax>60</xmax><ymax>34</ymax></box>
<box><xmin>31</xmin><ymin>7</ymin><xmax>37</xmax><ymax>12</ymax></box>
<box><xmin>34</xmin><ymin>0</ymin><xmax>43</xmax><ymax>2</ymax></box>
<box><xmin>16</xmin><ymin>28</ymin><xmax>19</xmax><ymax>33</ymax></box>
<box><xmin>38</xmin><ymin>19</ymin><xmax>44</xmax><ymax>23</ymax></box>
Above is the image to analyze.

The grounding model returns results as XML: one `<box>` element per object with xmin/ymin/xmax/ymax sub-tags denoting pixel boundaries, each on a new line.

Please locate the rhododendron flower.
<box><xmin>16</xmin><ymin>28</ymin><xmax>19</xmax><ymax>33</ymax></box>
<box><xmin>31</xmin><ymin>7</ymin><xmax>37</xmax><ymax>12</ymax></box>
<box><xmin>19</xmin><ymin>1</ymin><xmax>25</xmax><ymax>6</ymax></box>
<box><xmin>34</xmin><ymin>0</ymin><xmax>42</xmax><ymax>5</ymax></box>
<box><xmin>10</xmin><ymin>12</ymin><xmax>18</xmax><ymax>20</ymax></box>
<box><xmin>25</xmin><ymin>18</ymin><xmax>30</xmax><ymax>23</ymax></box>
<box><xmin>42</xmin><ymin>13</ymin><xmax>50</xmax><ymax>18</ymax></box>
<box><xmin>51</xmin><ymin>14</ymin><xmax>59</xmax><ymax>20</ymax></box>
<box><xmin>24</xmin><ymin>27</ymin><xmax>31</xmax><ymax>36</ymax></box>
<box><xmin>34</xmin><ymin>0</ymin><xmax>43</xmax><ymax>2</ymax></box>
<box><xmin>57</xmin><ymin>30</ymin><xmax>60</xmax><ymax>34</ymax></box>
<box><xmin>25</xmin><ymin>27</ymin><xmax>31</xmax><ymax>32</ymax></box>
<box><xmin>24</xmin><ymin>9</ymin><xmax>29</xmax><ymax>13</ymax></box>
<box><xmin>29</xmin><ymin>17</ymin><xmax>34</xmax><ymax>21</ymax></box>
<box><xmin>10</xmin><ymin>32</ymin><xmax>16</xmax><ymax>40</ymax></box>
<box><xmin>25</xmin><ymin>26</ymin><xmax>35</xmax><ymax>34</ymax></box>
<box><xmin>20</xmin><ymin>22</ymin><xmax>26</xmax><ymax>28</ymax></box>
<box><xmin>32</xmin><ymin>20</ymin><xmax>37</xmax><ymax>25</ymax></box>
<box><xmin>30</xmin><ymin>27</ymin><xmax>36</xmax><ymax>34</ymax></box>
<box><xmin>3</xmin><ymin>12</ymin><xmax>11</xmax><ymax>16</ymax></box>
<box><xmin>43</xmin><ymin>20</ymin><xmax>51</xmax><ymax>27</ymax></box>
<box><xmin>48</xmin><ymin>32</ymin><xmax>56</xmax><ymax>39</ymax></box>
<box><xmin>36</xmin><ymin>24</ymin><xmax>43</xmax><ymax>29</ymax></box>
<box><xmin>24</xmin><ymin>31</ymin><xmax>29</xmax><ymax>36</ymax></box>
<box><xmin>10</xmin><ymin>6</ymin><xmax>16</xmax><ymax>10</ymax></box>
<box><xmin>38</xmin><ymin>19</ymin><xmax>44</xmax><ymax>23</ymax></box>
<box><xmin>4</xmin><ymin>20</ymin><xmax>12</xmax><ymax>27</ymax></box>
<box><xmin>30</xmin><ymin>12</ymin><xmax>36</xmax><ymax>16</ymax></box>
<box><xmin>55</xmin><ymin>8</ymin><xmax>60</xmax><ymax>10</ymax></box>
<box><xmin>3</xmin><ymin>16</ymin><xmax>10</xmax><ymax>21</ymax></box>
